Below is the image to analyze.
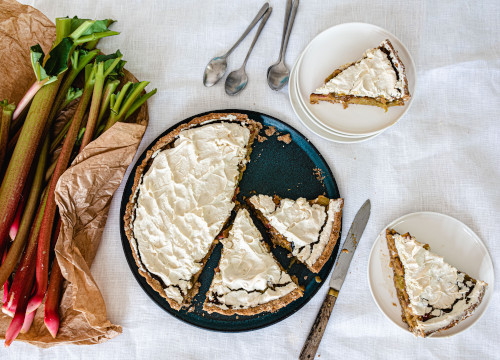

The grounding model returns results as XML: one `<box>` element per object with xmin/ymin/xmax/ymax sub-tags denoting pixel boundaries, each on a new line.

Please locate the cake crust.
<box><xmin>123</xmin><ymin>113</ymin><xmax>262</xmax><ymax>310</ymax></box>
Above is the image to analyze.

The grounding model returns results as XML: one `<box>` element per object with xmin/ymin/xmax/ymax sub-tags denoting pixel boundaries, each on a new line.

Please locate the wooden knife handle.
<box><xmin>299</xmin><ymin>288</ymin><xmax>338</xmax><ymax>360</ymax></box>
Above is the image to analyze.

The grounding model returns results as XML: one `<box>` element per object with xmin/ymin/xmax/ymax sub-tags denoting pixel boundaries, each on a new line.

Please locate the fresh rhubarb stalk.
<box><xmin>0</xmin><ymin>101</ymin><xmax>15</xmax><ymax>173</ymax></box>
<box><xmin>103</xmin><ymin>81</ymin><xmax>150</xmax><ymax>131</ymax></box>
<box><xmin>20</xmin><ymin>307</ymin><xmax>35</xmax><ymax>334</ymax></box>
<box><xmin>1</xmin><ymin>244</ymin><xmax>10</xmax><ymax>304</ymax></box>
<box><xmin>8</xmin><ymin>195</ymin><xmax>24</xmax><ymax>241</ymax></box>
<box><xmin>4</xmin><ymin>268</ymin><xmax>36</xmax><ymax>346</ymax></box>
<box><xmin>79</xmin><ymin>51</ymin><xmax>123</xmax><ymax>151</ymax></box>
<box><xmin>0</xmin><ymin>18</ymin><xmax>72</xmax><ymax>256</ymax></box>
<box><xmin>31</xmin><ymin>67</ymin><xmax>96</xmax><ymax>313</ymax></box>
<box><xmin>95</xmin><ymin>79</ymin><xmax>120</xmax><ymax>132</ymax></box>
<box><xmin>0</xmin><ymin>140</ymin><xmax>49</xmax><ymax>288</ymax></box>
<box><xmin>44</xmin><ymin>258</ymin><xmax>64</xmax><ymax>338</ymax></box>
<box><xmin>124</xmin><ymin>88</ymin><xmax>157</xmax><ymax>120</ymax></box>
<box><xmin>3</xmin><ymin>191</ymin><xmax>47</xmax><ymax>317</ymax></box>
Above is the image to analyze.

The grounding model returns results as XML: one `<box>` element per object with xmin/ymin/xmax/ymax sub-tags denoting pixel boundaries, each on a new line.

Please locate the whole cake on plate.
<box><xmin>386</xmin><ymin>229</ymin><xmax>487</xmax><ymax>337</ymax></box>
<box><xmin>204</xmin><ymin>208</ymin><xmax>303</xmax><ymax>315</ymax></box>
<box><xmin>247</xmin><ymin>195</ymin><xmax>343</xmax><ymax>273</ymax></box>
<box><xmin>310</xmin><ymin>39</ymin><xmax>411</xmax><ymax>111</ymax></box>
<box><xmin>123</xmin><ymin>113</ymin><xmax>262</xmax><ymax>310</ymax></box>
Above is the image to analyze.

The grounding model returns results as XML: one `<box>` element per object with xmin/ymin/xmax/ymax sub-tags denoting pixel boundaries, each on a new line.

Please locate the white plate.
<box><xmin>368</xmin><ymin>212</ymin><xmax>494</xmax><ymax>338</ymax></box>
<box><xmin>297</xmin><ymin>23</ymin><xmax>416</xmax><ymax>136</ymax></box>
<box><xmin>289</xmin><ymin>54</ymin><xmax>380</xmax><ymax>143</ymax></box>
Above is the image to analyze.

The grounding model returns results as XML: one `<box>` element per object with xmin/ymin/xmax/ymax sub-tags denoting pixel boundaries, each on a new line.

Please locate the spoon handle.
<box><xmin>281</xmin><ymin>0</ymin><xmax>299</xmax><ymax>62</ymax></box>
<box><xmin>242</xmin><ymin>7</ymin><xmax>272</xmax><ymax>67</ymax></box>
<box><xmin>278</xmin><ymin>0</ymin><xmax>293</xmax><ymax>62</ymax></box>
<box><xmin>225</xmin><ymin>2</ymin><xmax>270</xmax><ymax>58</ymax></box>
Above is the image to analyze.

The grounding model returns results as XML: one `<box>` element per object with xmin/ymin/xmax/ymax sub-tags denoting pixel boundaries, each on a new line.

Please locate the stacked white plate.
<box><xmin>289</xmin><ymin>23</ymin><xmax>417</xmax><ymax>143</ymax></box>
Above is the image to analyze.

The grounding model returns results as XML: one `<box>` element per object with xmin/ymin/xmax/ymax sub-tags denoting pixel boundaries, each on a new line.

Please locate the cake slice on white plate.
<box><xmin>204</xmin><ymin>208</ymin><xmax>302</xmax><ymax>315</ymax></box>
<box><xmin>248</xmin><ymin>194</ymin><xmax>343</xmax><ymax>273</ymax></box>
<box><xmin>310</xmin><ymin>39</ymin><xmax>411</xmax><ymax>111</ymax></box>
<box><xmin>386</xmin><ymin>229</ymin><xmax>488</xmax><ymax>337</ymax></box>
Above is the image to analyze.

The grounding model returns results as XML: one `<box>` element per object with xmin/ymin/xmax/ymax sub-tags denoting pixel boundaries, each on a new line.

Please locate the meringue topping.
<box><xmin>393</xmin><ymin>233</ymin><xmax>487</xmax><ymax>334</ymax></box>
<box><xmin>314</xmin><ymin>40</ymin><xmax>406</xmax><ymax>101</ymax></box>
<box><xmin>249</xmin><ymin>195</ymin><xmax>342</xmax><ymax>268</ymax></box>
<box><xmin>206</xmin><ymin>209</ymin><xmax>298</xmax><ymax>310</ymax></box>
<box><xmin>132</xmin><ymin>121</ymin><xmax>250</xmax><ymax>305</ymax></box>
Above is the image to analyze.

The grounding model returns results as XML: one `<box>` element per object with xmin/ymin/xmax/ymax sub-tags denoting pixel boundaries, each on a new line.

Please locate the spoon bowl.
<box><xmin>203</xmin><ymin>57</ymin><xmax>228</xmax><ymax>87</ymax></box>
<box><xmin>225</xmin><ymin>67</ymin><xmax>248</xmax><ymax>96</ymax></box>
<box><xmin>267</xmin><ymin>61</ymin><xmax>290</xmax><ymax>91</ymax></box>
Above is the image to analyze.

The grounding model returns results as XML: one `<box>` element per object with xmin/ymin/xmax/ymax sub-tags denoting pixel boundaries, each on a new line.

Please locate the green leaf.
<box><xmin>43</xmin><ymin>37</ymin><xmax>73</xmax><ymax>76</ymax></box>
<box><xmin>75</xmin><ymin>127</ymin><xmax>86</xmax><ymax>146</ymax></box>
<box><xmin>66</xmin><ymin>87</ymin><xmax>83</xmax><ymax>102</ymax></box>
<box><xmin>69</xmin><ymin>16</ymin><xmax>91</xmax><ymax>33</ymax></box>
<box><xmin>30</xmin><ymin>45</ymin><xmax>48</xmax><ymax>82</ymax></box>
<box><xmin>95</xmin><ymin>49</ymin><xmax>122</xmax><ymax>64</ymax></box>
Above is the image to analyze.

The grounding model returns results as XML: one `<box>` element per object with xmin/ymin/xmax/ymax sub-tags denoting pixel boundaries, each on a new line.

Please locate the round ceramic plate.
<box><xmin>368</xmin><ymin>212</ymin><xmax>494</xmax><ymax>337</ymax></box>
<box><xmin>120</xmin><ymin>110</ymin><xmax>342</xmax><ymax>332</ymax></box>
<box><xmin>297</xmin><ymin>22</ymin><xmax>416</xmax><ymax>136</ymax></box>
<box><xmin>289</xmin><ymin>53</ymin><xmax>381</xmax><ymax>143</ymax></box>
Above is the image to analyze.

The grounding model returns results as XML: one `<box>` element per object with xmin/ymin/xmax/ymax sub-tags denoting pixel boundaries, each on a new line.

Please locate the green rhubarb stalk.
<box><xmin>0</xmin><ymin>101</ymin><xmax>15</xmax><ymax>172</ymax></box>
<box><xmin>95</xmin><ymin>79</ymin><xmax>120</xmax><ymax>133</ymax></box>
<box><xmin>103</xmin><ymin>81</ymin><xmax>150</xmax><ymax>131</ymax></box>
<box><xmin>30</xmin><ymin>66</ymin><xmax>96</xmax><ymax>313</ymax></box>
<box><xmin>0</xmin><ymin>139</ymin><xmax>48</xmax><ymax>287</ymax></box>
<box><xmin>80</xmin><ymin>51</ymin><xmax>124</xmax><ymax>151</ymax></box>
<box><xmin>0</xmin><ymin>18</ymin><xmax>71</xmax><ymax>257</ymax></box>
<box><xmin>124</xmin><ymin>88</ymin><xmax>157</xmax><ymax>120</ymax></box>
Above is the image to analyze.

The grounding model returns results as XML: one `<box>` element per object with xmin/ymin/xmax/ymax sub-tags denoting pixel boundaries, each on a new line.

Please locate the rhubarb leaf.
<box><xmin>44</xmin><ymin>38</ymin><xmax>73</xmax><ymax>76</ymax></box>
<box><xmin>96</xmin><ymin>50</ymin><xmax>125</xmax><ymax>78</ymax></box>
<box><xmin>69</xmin><ymin>16</ymin><xmax>114</xmax><ymax>34</ymax></box>
<box><xmin>29</xmin><ymin>45</ymin><xmax>56</xmax><ymax>84</ymax></box>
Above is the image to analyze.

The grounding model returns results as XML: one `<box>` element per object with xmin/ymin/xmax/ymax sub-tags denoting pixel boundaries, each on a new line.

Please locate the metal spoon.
<box><xmin>203</xmin><ymin>3</ymin><xmax>270</xmax><ymax>87</ymax></box>
<box><xmin>267</xmin><ymin>0</ymin><xmax>299</xmax><ymax>91</ymax></box>
<box><xmin>225</xmin><ymin>7</ymin><xmax>272</xmax><ymax>96</ymax></box>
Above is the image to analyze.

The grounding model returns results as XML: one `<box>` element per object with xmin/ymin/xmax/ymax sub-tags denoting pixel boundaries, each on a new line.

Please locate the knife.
<box><xmin>299</xmin><ymin>199</ymin><xmax>371</xmax><ymax>360</ymax></box>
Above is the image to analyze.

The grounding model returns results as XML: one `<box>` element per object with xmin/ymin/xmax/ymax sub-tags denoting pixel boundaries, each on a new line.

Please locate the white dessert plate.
<box><xmin>368</xmin><ymin>212</ymin><xmax>494</xmax><ymax>338</ymax></box>
<box><xmin>289</xmin><ymin>53</ymin><xmax>381</xmax><ymax>143</ymax></box>
<box><xmin>297</xmin><ymin>22</ymin><xmax>416</xmax><ymax>136</ymax></box>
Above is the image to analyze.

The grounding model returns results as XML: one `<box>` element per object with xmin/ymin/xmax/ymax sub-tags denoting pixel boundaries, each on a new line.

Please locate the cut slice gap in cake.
<box><xmin>124</xmin><ymin>113</ymin><xmax>262</xmax><ymax>310</ymax></box>
<box><xmin>310</xmin><ymin>39</ymin><xmax>411</xmax><ymax>111</ymax></box>
<box><xmin>248</xmin><ymin>195</ymin><xmax>343</xmax><ymax>273</ymax></box>
<box><xmin>386</xmin><ymin>229</ymin><xmax>488</xmax><ymax>337</ymax></box>
<box><xmin>204</xmin><ymin>208</ymin><xmax>303</xmax><ymax>315</ymax></box>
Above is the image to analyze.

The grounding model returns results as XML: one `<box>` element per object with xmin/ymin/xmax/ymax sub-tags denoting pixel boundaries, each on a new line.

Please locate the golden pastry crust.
<box><xmin>310</xmin><ymin>39</ymin><xmax>410</xmax><ymax>111</ymax></box>
<box><xmin>247</xmin><ymin>196</ymin><xmax>343</xmax><ymax>273</ymax></box>
<box><xmin>123</xmin><ymin>113</ymin><xmax>262</xmax><ymax>310</ymax></box>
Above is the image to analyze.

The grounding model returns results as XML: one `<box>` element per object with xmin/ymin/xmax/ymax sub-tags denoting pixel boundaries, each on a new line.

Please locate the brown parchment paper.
<box><xmin>0</xmin><ymin>0</ymin><xmax>149</xmax><ymax>347</ymax></box>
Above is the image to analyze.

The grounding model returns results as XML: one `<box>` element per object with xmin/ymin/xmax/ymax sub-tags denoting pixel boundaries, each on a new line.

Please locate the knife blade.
<box><xmin>299</xmin><ymin>199</ymin><xmax>371</xmax><ymax>360</ymax></box>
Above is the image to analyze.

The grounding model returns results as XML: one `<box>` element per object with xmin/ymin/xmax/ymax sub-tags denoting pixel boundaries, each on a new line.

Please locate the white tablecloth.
<box><xmin>9</xmin><ymin>0</ymin><xmax>500</xmax><ymax>358</ymax></box>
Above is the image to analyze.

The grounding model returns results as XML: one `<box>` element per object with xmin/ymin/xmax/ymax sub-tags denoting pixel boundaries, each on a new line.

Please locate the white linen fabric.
<box><xmin>10</xmin><ymin>0</ymin><xmax>500</xmax><ymax>358</ymax></box>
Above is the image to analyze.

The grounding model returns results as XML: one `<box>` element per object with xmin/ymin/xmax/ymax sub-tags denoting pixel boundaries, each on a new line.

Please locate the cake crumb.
<box><xmin>313</xmin><ymin>167</ymin><xmax>325</xmax><ymax>182</ymax></box>
<box><xmin>304</xmin><ymin>276</ymin><xmax>308</xmax><ymax>280</ymax></box>
<box><xmin>265</xmin><ymin>126</ymin><xmax>276</xmax><ymax>136</ymax></box>
<box><xmin>257</xmin><ymin>135</ymin><xmax>267</xmax><ymax>143</ymax></box>
<box><xmin>342</xmin><ymin>249</ymin><xmax>349</xmax><ymax>254</ymax></box>
<box><xmin>392</xmin><ymin>302</ymin><xmax>397</xmax><ymax>307</ymax></box>
<box><xmin>277</xmin><ymin>133</ymin><xmax>292</xmax><ymax>144</ymax></box>
<box><xmin>315</xmin><ymin>276</ymin><xmax>321</xmax><ymax>283</ymax></box>
<box><xmin>187</xmin><ymin>307</ymin><xmax>194</xmax><ymax>313</ymax></box>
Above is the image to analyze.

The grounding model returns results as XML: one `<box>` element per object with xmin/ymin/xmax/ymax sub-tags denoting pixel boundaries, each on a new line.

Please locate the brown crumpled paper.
<box><xmin>0</xmin><ymin>0</ymin><xmax>149</xmax><ymax>347</ymax></box>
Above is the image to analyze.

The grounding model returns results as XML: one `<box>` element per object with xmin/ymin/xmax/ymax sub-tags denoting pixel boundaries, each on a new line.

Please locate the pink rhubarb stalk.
<box><xmin>20</xmin><ymin>307</ymin><xmax>35</xmax><ymax>334</ymax></box>
<box><xmin>31</xmin><ymin>76</ymin><xmax>94</xmax><ymax>313</ymax></box>
<box><xmin>44</xmin><ymin>258</ymin><xmax>63</xmax><ymax>338</ymax></box>
<box><xmin>12</xmin><ymin>80</ymin><xmax>49</xmax><ymax>121</ymax></box>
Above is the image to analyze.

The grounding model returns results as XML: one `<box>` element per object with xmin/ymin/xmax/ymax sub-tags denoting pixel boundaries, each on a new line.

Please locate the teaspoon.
<box><xmin>267</xmin><ymin>0</ymin><xmax>299</xmax><ymax>91</ymax></box>
<box><xmin>225</xmin><ymin>7</ymin><xmax>272</xmax><ymax>96</ymax></box>
<box><xmin>203</xmin><ymin>3</ymin><xmax>270</xmax><ymax>87</ymax></box>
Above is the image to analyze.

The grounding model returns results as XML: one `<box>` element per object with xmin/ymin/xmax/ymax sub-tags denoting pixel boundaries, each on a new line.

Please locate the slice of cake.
<box><xmin>204</xmin><ymin>208</ymin><xmax>303</xmax><ymax>315</ymax></box>
<box><xmin>123</xmin><ymin>113</ymin><xmax>262</xmax><ymax>310</ymax></box>
<box><xmin>248</xmin><ymin>195</ymin><xmax>343</xmax><ymax>273</ymax></box>
<box><xmin>310</xmin><ymin>39</ymin><xmax>411</xmax><ymax>111</ymax></box>
<box><xmin>386</xmin><ymin>229</ymin><xmax>488</xmax><ymax>337</ymax></box>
